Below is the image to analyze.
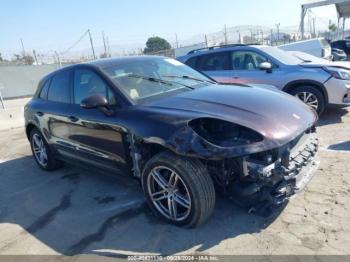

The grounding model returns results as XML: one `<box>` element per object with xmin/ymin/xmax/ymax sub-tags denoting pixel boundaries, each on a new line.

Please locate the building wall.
<box><xmin>0</xmin><ymin>64</ymin><xmax>60</xmax><ymax>99</ymax></box>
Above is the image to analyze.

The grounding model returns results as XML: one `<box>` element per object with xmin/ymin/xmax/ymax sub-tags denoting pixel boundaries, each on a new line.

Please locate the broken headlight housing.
<box><xmin>188</xmin><ymin>118</ymin><xmax>263</xmax><ymax>147</ymax></box>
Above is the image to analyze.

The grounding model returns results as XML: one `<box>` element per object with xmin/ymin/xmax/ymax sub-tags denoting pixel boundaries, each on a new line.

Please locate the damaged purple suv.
<box><xmin>24</xmin><ymin>56</ymin><xmax>319</xmax><ymax>227</ymax></box>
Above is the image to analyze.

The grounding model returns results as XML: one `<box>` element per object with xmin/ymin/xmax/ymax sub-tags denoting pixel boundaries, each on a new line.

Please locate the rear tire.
<box><xmin>29</xmin><ymin>128</ymin><xmax>62</xmax><ymax>171</ymax></box>
<box><xmin>141</xmin><ymin>151</ymin><xmax>215</xmax><ymax>228</ymax></box>
<box><xmin>290</xmin><ymin>86</ymin><xmax>325</xmax><ymax>115</ymax></box>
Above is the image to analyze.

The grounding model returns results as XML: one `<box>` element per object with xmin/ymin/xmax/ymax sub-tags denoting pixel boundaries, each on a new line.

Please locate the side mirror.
<box><xmin>80</xmin><ymin>94</ymin><xmax>108</xmax><ymax>109</ymax></box>
<box><xmin>259</xmin><ymin>62</ymin><xmax>273</xmax><ymax>73</ymax></box>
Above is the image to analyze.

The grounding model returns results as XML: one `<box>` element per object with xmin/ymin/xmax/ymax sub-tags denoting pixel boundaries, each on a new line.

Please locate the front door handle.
<box><xmin>68</xmin><ymin>116</ymin><xmax>79</xmax><ymax>122</ymax></box>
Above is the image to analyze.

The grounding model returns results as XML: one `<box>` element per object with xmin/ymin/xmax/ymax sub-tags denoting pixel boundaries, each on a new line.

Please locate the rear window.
<box><xmin>185</xmin><ymin>57</ymin><xmax>198</xmax><ymax>69</ymax></box>
<box><xmin>39</xmin><ymin>79</ymin><xmax>50</xmax><ymax>99</ymax></box>
<box><xmin>47</xmin><ymin>70</ymin><xmax>70</xmax><ymax>103</ymax></box>
<box><xmin>196</xmin><ymin>52</ymin><xmax>232</xmax><ymax>71</ymax></box>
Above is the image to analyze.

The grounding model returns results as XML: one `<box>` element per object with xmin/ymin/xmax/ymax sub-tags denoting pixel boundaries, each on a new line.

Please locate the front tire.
<box><xmin>29</xmin><ymin>128</ymin><xmax>62</xmax><ymax>171</ymax></box>
<box><xmin>141</xmin><ymin>151</ymin><xmax>215</xmax><ymax>228</ymax></box>
<box><xmin>290</xmin><ymin>86</ymin><xmax>325</xmax><ymax>115</ymax></box>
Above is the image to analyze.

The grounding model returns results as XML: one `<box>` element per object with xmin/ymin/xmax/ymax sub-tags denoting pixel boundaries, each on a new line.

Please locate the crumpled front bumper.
<box><xmin>228</xmin><ymin>131</ymin><xmax>319</xmax><ymax>215</ymax></box>
<box><xmin>268</xmin><ymin>133</ymin><xmax>319</xmax><ymax>205</ymax></box>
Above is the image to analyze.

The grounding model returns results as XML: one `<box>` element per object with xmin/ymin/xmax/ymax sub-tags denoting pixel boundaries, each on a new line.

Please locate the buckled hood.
<box><xmin>147</xmin><ymin>84</ymin><xmax>317</xmax><ymax>145</ymax></box>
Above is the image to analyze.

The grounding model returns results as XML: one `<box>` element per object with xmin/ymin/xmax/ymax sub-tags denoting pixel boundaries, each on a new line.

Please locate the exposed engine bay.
<box><xmin>204</xmin><ymin>125</ymin><xmax>319</xmax><ymax>215</ymax></box>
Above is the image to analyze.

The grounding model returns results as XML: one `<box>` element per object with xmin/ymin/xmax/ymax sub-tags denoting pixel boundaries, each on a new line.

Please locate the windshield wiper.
<box><xmin>161</xmin><ymin>75</ymin><xmax>216</xmax><ymax>84</ymax></box>
<box><xmin>128</xmin><ymin>74</ymin><xmax>195</xmax><ymax>90</ymax></box>
<box><xmin>127</xmin><ymin>74</ymin><xmax>173</xmax><ymax>86</ymax></box>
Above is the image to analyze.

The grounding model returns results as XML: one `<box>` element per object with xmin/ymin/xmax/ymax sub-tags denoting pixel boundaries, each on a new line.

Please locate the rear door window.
<box><xmin>197</xmin><ymin>52</ymin><xmax>232</xmax><ymax>71</ymax></box>
<box><xmin>47</xmin><ymin>70</ymin><xmax>71</xmax><ymax>103</ymax></box>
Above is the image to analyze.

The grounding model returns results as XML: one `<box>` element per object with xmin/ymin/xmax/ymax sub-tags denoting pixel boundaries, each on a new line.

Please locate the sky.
<box><xmin>0</xmin><ymin>0</ymin><xmax>338</xmax><ymax>58</ymax></box>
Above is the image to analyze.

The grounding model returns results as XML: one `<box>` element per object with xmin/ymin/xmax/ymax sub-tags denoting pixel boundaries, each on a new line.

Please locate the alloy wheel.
<box><xmin>295</xmin><ymin>92</ymin><xmax>319</xmax><ymax>110</ymax></box>
<box><xmin>147</xmin><ymin>166</ymin><xmax>191</xmax><ymax>221</ymax></box>
<box><xmin>32</xmin><ymin>133</ymin><xmax>48</xmax><ymax>167</ymax></box>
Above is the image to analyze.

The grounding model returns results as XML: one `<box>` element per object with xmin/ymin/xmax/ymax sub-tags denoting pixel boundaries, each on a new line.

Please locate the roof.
<box><xmin>181</xmin><ymin>44</ymin><xmax>265</xmax><ymax>58</ymax></box>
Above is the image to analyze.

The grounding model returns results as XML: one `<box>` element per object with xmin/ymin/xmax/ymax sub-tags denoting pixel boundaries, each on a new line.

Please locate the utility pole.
<box><xmin>260</xmin><ymin>31</ymin><xmax>264</xmax><ymax>45</ymax></box>
<box><xmin>224</xmin><ymin>24</ymin><xmax>228</xmax><ymax>45</ymax></box>
<box><xmin>33</xmin><ymin>50</ymin><xmax>38</xmax><ymax>65</ymax></box>
<box><xmin>312</xmin><ymin>18</ymin><xmax>316</xmax><ymax>37</ymax></box>
<box><xmin>236</xmin><ymin>30</ymin><xmax>241</xmax><ymax>44</ymax></box>
<box><xmin>270</xmin><ymin>29</ymin><xmax>273</xmax><ymax>45</ymax></box>
<box><xmin>204</xmin><ymin>34</ymin><xmax>208</xmax><ymax>47</ymax></box>
<box><xmin>106</xmin><ymin>36</ymin><xmax>111</xmax><ymax>57</ymax></box>
<box><xmin>275</xmin><ymin>23</ymin><xmax>280</xmax><ymax>43</ymax></box>
<box><xmin>175</xmin><ymin>33</ymin><xmax>179</xmax><ymax>48</ymax></box>
<box><xmin>20</xmin><ymin>38</ymin><xmax>26</xmax><ymax>56</ymax></box>
<box><xmin>54</xmin><ymin>51</ymin><xmax>62</xmax><ymax>67</ymax></box>
<box><xmin>102</xmin><ymin>31</ymin><xmax>107</xmax><ymax>57</ymax></box>
<box><xmin>88</xmin><ymin>29</ymin><xmax>96</xmax><ymax>59</ymax></box>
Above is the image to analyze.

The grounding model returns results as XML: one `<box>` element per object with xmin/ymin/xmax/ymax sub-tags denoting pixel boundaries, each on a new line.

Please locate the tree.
<box><xmin>11</xmin><ymin>53</ymin><xmax>34</xmax><ymax>65</ymax></box>
<box><xmin>0</xmin><ymin>52</ymin><xmax>3</xmax><ymax>62</ymax></box>
<box><xmin>329</xmin><ymin>23</ymin><xmax>337</xmax><ymax>32</ymax></box>
<box><xmin>144</xmin><ymin>36</ymin><xmax>171</xmax><ymax>54</ymax></box>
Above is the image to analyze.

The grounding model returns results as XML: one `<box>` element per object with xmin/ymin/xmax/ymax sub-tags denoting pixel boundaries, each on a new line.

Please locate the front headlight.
<box><xmin>324</xmin><ymin>66</ymin><xmax>350</xmax><ymax>80</ymax></box>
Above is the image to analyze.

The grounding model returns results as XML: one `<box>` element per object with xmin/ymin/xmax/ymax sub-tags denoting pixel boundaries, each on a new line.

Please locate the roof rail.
<box><xmin>187</xmin><ymin>44</ymin><xmax>250</xmax><ymax>55</ymax></box>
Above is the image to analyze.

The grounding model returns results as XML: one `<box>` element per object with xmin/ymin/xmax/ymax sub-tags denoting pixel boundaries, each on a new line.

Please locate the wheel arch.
<box><xmin>282</xmin><ymin>80</ymin><xmax>329</xmax><ymax>105</ymax></box>
<box><xmin>25</xmin><ymin>122</ymin><xmax>39</xmax><ymax>140</ymax></box>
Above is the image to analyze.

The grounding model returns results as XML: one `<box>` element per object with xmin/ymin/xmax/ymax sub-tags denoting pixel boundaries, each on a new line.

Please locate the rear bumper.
<box><xmin>324</xmin><ymin>77</ymin><xmax>350</xmax><ymax>105</ymax></box>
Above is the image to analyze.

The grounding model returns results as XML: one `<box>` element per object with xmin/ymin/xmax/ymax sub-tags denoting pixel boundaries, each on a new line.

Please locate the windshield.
<box><xmin>102</xmin><ymin>57</ymin><xmax>212</xmax><ymax>103</ymax></box>
<box><xmin>260</xmin><ymin>46</ymin><xmax>303</xmax><ymax>65</ymax></box>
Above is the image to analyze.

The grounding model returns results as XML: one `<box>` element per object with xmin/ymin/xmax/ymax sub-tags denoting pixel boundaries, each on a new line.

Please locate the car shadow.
<box><xmin>327</xmin><ymin>140</ymin><xmax>350</xmax><ymax>152</ymax></box>
<box><xmin>0</xmin><ymin>156</ymin><xmax>285</xmax><ymax>257</ymax></box>
<box><xmin>317</xmin><ymin>106</ymin><xmax>348</xmax><ymax>127</ymax></box>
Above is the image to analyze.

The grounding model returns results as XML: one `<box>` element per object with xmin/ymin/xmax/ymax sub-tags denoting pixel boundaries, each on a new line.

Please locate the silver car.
<box><xmin>177</xmin><ymin>44</ymin><xmax>350</xmax><ymax>115</ymax></box>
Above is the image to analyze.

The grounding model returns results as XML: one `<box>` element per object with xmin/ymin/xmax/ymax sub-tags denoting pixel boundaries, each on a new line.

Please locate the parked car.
<box><xmin>279</xmin><ymin>38</ymin><xmax>332</xmax><ymax>60</ymax></box>
<box><xmin>25</xmin><ymin>56</ymin><xmax>319</xmax><ymax>227</ymax></box>
<box><xmin>332</xmin><ymin>48</ymin><xmax>347</xmax><ymax>61</ymax></box>
<box><xmin>331</xmin><ymin>40</ymin><xmax>350</xmax><ymax>58</ymax></box>
<box><xmin>177</xmin><ymin>44</ymin><xmax>350</xmax><ymax>115</ymax></box>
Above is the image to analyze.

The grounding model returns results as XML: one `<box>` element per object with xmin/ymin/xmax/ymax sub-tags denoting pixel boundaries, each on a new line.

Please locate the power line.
<box><xmin>61</xmin><ymin>30</ymin><xmax>89</xmax><ymax>55</ymax></box>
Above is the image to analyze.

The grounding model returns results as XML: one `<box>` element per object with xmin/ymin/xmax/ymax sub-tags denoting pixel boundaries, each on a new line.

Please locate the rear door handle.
<box><xmin>68</xmin><ymin>116</ymin><xmax>79</xmax><ymax>122</ymax></box>
<box><xmin>36</xmin><ymin>111</ymin><xmax>44</xmax><ymax>116</ymax></box>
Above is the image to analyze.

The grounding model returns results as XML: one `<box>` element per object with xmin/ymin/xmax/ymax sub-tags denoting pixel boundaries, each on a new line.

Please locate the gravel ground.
<box><xmin>0</xmin><ymin>106</ymin><xmax>349</xmax><ymax>256</ymax></box>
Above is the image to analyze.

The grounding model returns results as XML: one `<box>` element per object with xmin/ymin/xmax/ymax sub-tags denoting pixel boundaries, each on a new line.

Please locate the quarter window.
<box><xmin>47</xmin><ymin>70</ymin><xmax>70</xmax><ymax>103</ymax></box>
<box><xmin>197</xmin><ymin>52</ymin><xmax>232</xmax><ymax>71</ymax></box>
<box><xmin>73</xmin><ymin>69</ymin><xmax>116</xmax><ymax>105</ymax></box>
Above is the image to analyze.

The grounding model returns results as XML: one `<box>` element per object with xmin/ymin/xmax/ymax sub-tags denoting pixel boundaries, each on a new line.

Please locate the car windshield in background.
<box><xmin>102</xmin><ymin>58</ymin><xmax>213</xmax><ymax>103</ymax></box>
<box><xmin>261</xmin><ymin>46</ymin><xmax>304</xmax><ymax>65</ymax></box>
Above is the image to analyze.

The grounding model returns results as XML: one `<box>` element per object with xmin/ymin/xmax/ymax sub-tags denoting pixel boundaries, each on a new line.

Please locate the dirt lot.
<box><xmin>0</xmin><ymin>106</ymin><xmax>349</xmax><ymax>256</ymax></box>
